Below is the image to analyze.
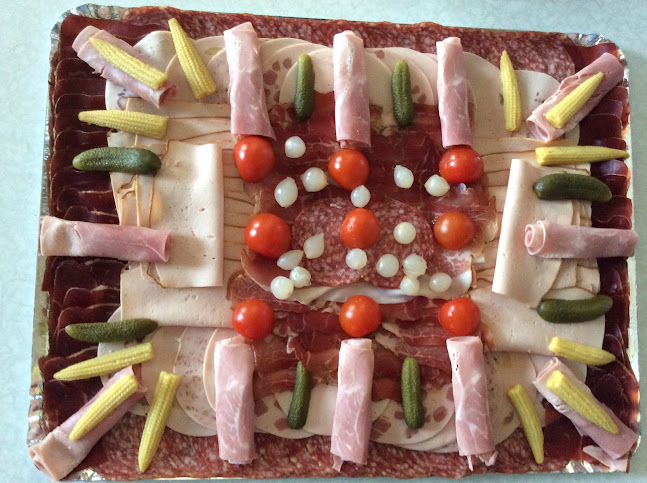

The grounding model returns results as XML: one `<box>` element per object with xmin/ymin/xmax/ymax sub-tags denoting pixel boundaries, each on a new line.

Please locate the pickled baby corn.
<box><xmin>548</xmin><ymin>336</ymin><xmax>616</xmax><ymax>366</ymax></box>
<box><xmin>500</xmin><ymin>51</ymin><xmax>521</xmax><ymax>132</ymax></box>
<box><xmin>536</xmin><ymin>146</ymin><xmax>629</xmax><ymax>166</ymax></box>
<box><xmin>507</xmin><ymin>384</ymin><xmax>544</xmax><ymax>464</ymax></box>
<box><xmin>545</xmin><ymin>72</ymin><xmax>603</xmax><ymax>129</ymax></box>
<box><xmin>78</xmin><ymin>110</ymin><xmax>168</xmax><ymax>139</ymax></box>
<box><xmin>54</xmin><ymin>343</ymin><xmax>154</xmax><ymax>381</ymax></box>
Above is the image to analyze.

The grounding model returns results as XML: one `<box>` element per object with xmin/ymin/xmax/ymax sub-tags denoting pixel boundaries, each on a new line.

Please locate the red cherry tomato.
<box><xmin>340</xmin><ymin>208</ymin><xmax>380</xmax><ymax>249</ymax></box>
<box><xmin>439</xmin><ymin>146</ymin><xmax>484</xmax><ymax>183</ymax></box>
<box><xmin>328</xmin><ymin>149</ymin><xmax>370</xmax><ymax>190</ymax></box>
<box><xmin>433</xmin><ymin>211</ymin><xmax>475</xmax><ymax>250</ymax></box>
<box><xmin>245</xmin><ymin>213</ymin><xmax>291</xmax><ymax>258</ymax></box>
<box><xmin>233</xmin><ymin>136</ymin><xmax>275</xmax><ymax>182</ymax></box>
<box><xmin>339</xmin><ymin>295</ymin><xmax>382</xmax><ymax>337</ymax></box>
<box><xmin>439</xmin><ymin>297</ymin><xmax>481</xmax><ymax>336</ymax></box>
<box><xmin>232</xmin><ymin>299</ymin><xmax>275</xmax><ymax>340</ymax></box>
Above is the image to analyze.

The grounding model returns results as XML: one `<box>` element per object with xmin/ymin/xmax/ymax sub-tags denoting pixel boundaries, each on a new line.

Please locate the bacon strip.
<box><xmin>333</xmin><ymin>31</ymin><xmax>371</xmax><ymax>148</ymax></box>
<box><xmin>525</xmin><ymin>221</ymin><xmax>637</xmax><ymax>258</ymax></box>
<box><xmin>39</xmin><ymin>216</ymin><xmax>170</xmax><ymax>262</ymax></box>
<box><xmin>526</xmin><ymin>53</ymin><xmax>624</xmax><ymax>142</ymax></box>
<box><xmin>224</xmin><ymin>22</ymin><xmax>275</xmax><ymax>139</ymax></box>
<box><xmin>28</xmin><ymin>367</ymin><xmax>145</xmax><ymax>482</ymax></box>
<box><xmin>436</xmin><ymin>37</ymin><xmax>471</xmax><ymax>148</ymax></box>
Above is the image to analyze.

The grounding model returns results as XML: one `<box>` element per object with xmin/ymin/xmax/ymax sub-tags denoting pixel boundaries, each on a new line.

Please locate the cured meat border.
<box><xmin>29</xmin><ymin>4</ymin><xmax>638</xmax><ymax>480</ymax></box>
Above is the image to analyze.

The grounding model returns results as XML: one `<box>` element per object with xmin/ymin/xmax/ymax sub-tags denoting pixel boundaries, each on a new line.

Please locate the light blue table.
<box><xmin>1</xmin><ymin>1</ymin><xmax>644</xmax><ymax>481</ymax></box>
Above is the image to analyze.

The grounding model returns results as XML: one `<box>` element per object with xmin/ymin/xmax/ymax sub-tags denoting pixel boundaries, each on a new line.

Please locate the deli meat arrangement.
<box><xmin>29</xmin><ymin>5</ymin><xmax>639</xmax><ymax>480</ymax></box>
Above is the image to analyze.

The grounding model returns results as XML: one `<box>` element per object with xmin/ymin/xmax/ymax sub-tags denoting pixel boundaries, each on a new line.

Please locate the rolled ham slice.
<box><xmin>39</xmin><ymin>216</ymin><xmax>170</xmax><ymax>262</ymax></box>
<box><xmin>446</xmin><ymin>336</ymin><xmax>496</xmax><ymax>469</ymax></box>
<box><xmin>224</xmin><ymin>22</ymin><xmax>275</xmax><ymax>140</ymax></box>
<box><xmin>73</xmin><ymin>26</ymin><xmax>176</xmax><ymax>108</ymax></box>
<box><xmin>28</xmin><ymin>367</ymin><xmax>145</xmax><ymax>481</ymax></box>
<box><xmin>525</xmin><ymin>221</ymin><xmax>638</xmax><ymax>258</ymax></box>
<box><xmin>331</xmin><ymin>339</ymin><xmax>374</xmax><ymax>471</ymax></box>
<box><xmin>333</xmin><ymin>31</ymin><xmax>371</xmax><ymax>148</ymax></box>
<box><xmin>534</xmin><ymin>358</ymin><xmax>637</xmax><ymax>460</ymax></box>
<box><xmin>526</xmin><ymin>53</ymin><xmax>624</xmax><ymax>142</ymax></box>
<box><xmin>214</xmin><ymin>336</ymin><xmax>256</xmax><ymax>464</ymax></box>
<box><xmin>436</xmin><ymin>37</ymin><xmax>471</xmax><ymax>148</ymax></box>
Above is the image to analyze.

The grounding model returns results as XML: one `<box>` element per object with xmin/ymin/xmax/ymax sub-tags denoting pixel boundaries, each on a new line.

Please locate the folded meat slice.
<box><xmin>331</xmin><ymin>339</ymin><xmax>374</xmax><ymax>471</ymax></box>
<box><xmin>214</xmin><ymin>336</ymin><xmax>256</xmax><ymax>464</ymax></box>
<box><xmin>224</xmin><ymin>22</ymin><xmax>275</xmax><ymax>140</ymax></box>
<box><xmin>526</xmin><ymin>53</ymin><xmax>624</xmax><ymax>142</ymax></box>
<box><xmin>333</xmin><ymin>31</ymin><xmax>371</xmax><ymax>148</ymax></box>
<box><xmin>39</xmin><ymin>216</ymin><xmax>169</xmax><ymax>262</ymax></box>
<box><xmin>436</xmin><ymin>37</ymin><xmax>471</xmax><ymax>148</ymax></box>
<box><xmin>28</xmin><ymin>367</ymin><xmax>145</xmax><ymax>482</ymax></box>
<box><xmin>446</xmin><ymin>336</ymin><xmax>496</xmax><ymax>469</ymax></box>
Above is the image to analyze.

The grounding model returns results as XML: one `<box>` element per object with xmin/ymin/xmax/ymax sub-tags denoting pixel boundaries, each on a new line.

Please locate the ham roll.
<box><xmin>436</xmin><ymin>37</ymin><xmax>471</xmax><ymax>148</ymax></box>
<box><xmin>39</xmin><ymin>216</ymin><xmax>170</xmax><ymax>262</ymax></box>
<box><xmin>446</xmin><ymin>336</ymin><xmax>496</xmax><ymax>469</ymax></box>
<box><xmin>224</xmin><ymin>22</ymin><xmax>276</xmax><ymax>140</ymax></box>
<box><xmin>333</xmin><ymin>31</ymin><xmax>371</xmax><ymax>148</ymax></box>
<box><xmin>28</xmin><ymin>367</ymin><xmax>145</xmax><ymax>481</ymax></box>
<box><xmin>526</xmin><ymin>53</ymin><xmax>624</xmax><ymax>142</ymax></box>
<box><xmin>331</xmin><ymin>339</ymin><xmax>374</xmax><ymax>471</ymax></box>
<box><xmin>525</xmin><ymin>221</ymin><xmax>638</xmax><ymax>258</ymax></box>
<box><xmin>73</xmin><ymin>26</ymin><xmax>176</xmax><ymax>108</ymax></box>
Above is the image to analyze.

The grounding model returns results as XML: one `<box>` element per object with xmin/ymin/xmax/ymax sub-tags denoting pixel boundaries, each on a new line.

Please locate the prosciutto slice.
<box><xmin>39</xmin><ymin>216</ymin><xmax>170</xmax><ymax>262</ymax></box>
<box><xmin>214</xmin><ymin>336</ymin><xmax>256</xmax><ymax>464</ymax></box>
<box><xmin>224</xmin><ymin>22</ymin><xmax>275</xmax><ymax>140</ymax></box>
<box><xmin>333</xmin><ymin>31</ymin><xmax>371</xmax><ymax>148</ymax></box>
<box><xmin>525</xmin><ymin>221</ymin><xmax>638</xmax><ymax>258</ymax></box>
<box><xmin>535</xmin><ymin>359</ymin><xmax>637</xmax><ymax>460</ymax></box>
<box><xmin>330</xmin><ymin>339</ymin><xmax>374</xmax><ymax>471</ymax></box>
<box><xmin>73</xmin><ymin>26</ymin><xmax>176</xmax><ymax>108</ymax></box>
<box><xmin>28</xmin><ymin>367</ymin><xmax>145</xmax><ymax>481</ymax></box>
<box><xmin>526</xmin><ymin>53</ymin><xmax>624</xmax><ymax>142</ymax></box>
<box><xmin>436</xmin><ymin>37</ymin><xmax>471</xmax><ymax>148</ymax></box>
<box><xmin>446</xmin><ymin>336</ymin><xmax>496</xmax><ymax>469</ymax></box>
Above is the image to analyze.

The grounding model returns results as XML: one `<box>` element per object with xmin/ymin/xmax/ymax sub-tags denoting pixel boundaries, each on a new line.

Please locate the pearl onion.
<box><xmin>351</xmin><ymin>185</ymin><xmax>371</xmax><ymax>208</ymax></box>
<box><xmin>274</xmin><ymin>177</ymin><xmax>298</xmax><ymax>207</ymax></box>
<box><xmin>277</xmin><ymin>250</ymin><xmax>303</xmax><ymax>270</ymax></box>
<box><xmin>271</xmin><ymin>276</ymin><xmax>294</xmax><ymax>300</ymax></box>
<box><xmin>393</xmin><ymin>222</ymin><xmax>417</xmax><ymax>244</ymax></box>
<box><xmin>400</xmin><ymin>276</ymin><xmax>420</xmax><ymax>296</ymax></box>
<box><xmin>345</xmin><ymin>248</ymin><xmax>368</xmax><ymax>270</ymax></box>
<box><xmin>394</xmin><ymin>165</ymin><xmax>414</xmax><ymax>189</ymax></box>
<box><xmin>285</xmin><ymin>136</ymin><xmax>306</xmax><ymax>158</ymax></box>
<box><xmin>425</xmin><ymin>174</ymin><xmax>450</xmax><ymax>197</ymax></box>
<box><xmin>304</xmin><ymin>233</ymin><xmax>325</xmax><ymax>259</ymax></box>
<box><xmin>301</xmin><ymin>167</ymin><xmax>328</xmax><ymax>192</ymax></box>
<box><xmin>403</xmin><ymin>254</ymin><xmax>427</xmax><ymax>277</ymax></box>
<box><xmin>376</xmin><ymin>254</ymin><xmax>399</xmax><ymax>278</ymax></box>
<box><xmin>290</xmin><ymin>266</ymin><xmax>312</xmax><ymax>288</ymax></box>
<box><xmin>429</xmin><ymin>272</ymin><xmax>452</xmax><ymax>292</ymax></box>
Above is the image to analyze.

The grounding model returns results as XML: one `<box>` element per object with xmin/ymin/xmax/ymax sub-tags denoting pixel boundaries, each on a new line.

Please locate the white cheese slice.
<box><xmin>255</xmin><ymin>395</ymin><xmax>313</xmax><ymax>439</ymax></box>
<box><xmin>367</xmin><ymin>48</ymin><xmax>434</xmax><ymax>105</ymax></box>
<box><xmin>262</xmin><ymin>43</ymin><xmax>320</xmax><ymax>109</ymax></box>
<box><xmin>126</xmin><ymin>98</ymin><xmax>231</xmax><ymax>118</ymax></box>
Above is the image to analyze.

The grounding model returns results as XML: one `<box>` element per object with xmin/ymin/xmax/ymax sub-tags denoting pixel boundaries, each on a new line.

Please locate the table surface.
<box><xmin>2</xmin><ymin>1</ymin><xmax>645</xmax><ymax>482</ymax></box>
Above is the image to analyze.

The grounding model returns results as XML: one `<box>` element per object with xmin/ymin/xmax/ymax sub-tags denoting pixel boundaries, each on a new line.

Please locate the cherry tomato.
<box><xmin>433</xmin><ymin>211</ymin><xmax>475</xmax><ymax>250</ymax></box>
<box><xmin>245</xmin><ymin>213</ymin><xmax>291</xmax><ymax>258</ymax></box>
<box><xmin>328</xmin><ymin>149</ymin><xmax>370</xmax><ymax>190</ymax></box>
<box><xmin>339</xmin><ymin>295</ymin><xmax>382</xmax><ymax>337</ymax></box>
<box><xmin>232</xmin><ymin>299</ymin><xmax>275</xmax><ymax>340</ymax></box>
<box><xmin>233</xmin><ymin>136</ymin><xmax>275</xmax><ymax>182</ymax></box>
<box><xmin>439</xmin><ymin>146</ymin><xmax>484</xmax><ymax>183</ymax></box>
<box><xmin>439</xmin><ymin>297</ymin><xmax>481</xmax><ymax>336</ymax></box>
<box><xmin>340</xmin><ymin>208</ymin><xmax>380</xmax><ymax>249</ymax></box>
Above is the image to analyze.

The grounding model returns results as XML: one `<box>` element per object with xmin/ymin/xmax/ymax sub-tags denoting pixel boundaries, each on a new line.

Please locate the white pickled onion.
<box><xmin>394</xmin><ymin>165</ymin><xmax>414</xmax><ymax>189</ymax></box>
<box><xmin>285</xmin><ymin>136</ymin><xmax>306</xmax><ymax>158</ymax></box>
<box><xmin>345</xmin><ymin>248</ymin><xmax>368</xmax><ymax>270</ymax></box>
<box><xmin>376</xmin><ymin>254</ymin><xmax>399</xmax><ymax>277</ymax></box>
<box><xmin>301</xmin><ymin>167</ymin><xmax>328</xmax><ymax>192</ymax></box>
<box><xmin>277</xmin><ymin>250</ymin><xmax>303</xmax><ymax>270</ymax></box>
<box><xmin>304</xmin><ymin>233</ymin><xmax>325</xmax><ymax>259</ymax></box>
<box><xmin>393</xmin><ymin>222</ymin><xmax>417</xmax><ymax>244</ymax></box>
<box><xmin>274</xmin><ymin>177</ymin><xmax>298</xmax><ymax>207</ymax></box>
<box><xmin>350</xmin><ymin>185</ymin><xmax>371</xmax><ymax>207</ymax></box>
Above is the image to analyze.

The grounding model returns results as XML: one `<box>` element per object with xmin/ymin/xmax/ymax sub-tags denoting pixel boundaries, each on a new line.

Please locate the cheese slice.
<box><xmin>136</xmin><ymin>118</ymin><xmax>232</xmax><ymax>145</ymax></box>
<box><xmin>126</xmin><ymin>98</ymin><xmax>231</xmax><ymax>118</ymax></box>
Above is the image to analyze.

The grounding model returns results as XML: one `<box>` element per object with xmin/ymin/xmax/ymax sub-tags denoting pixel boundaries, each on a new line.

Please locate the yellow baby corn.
<box><xmin>90</xmin><ymin>37</ymin><xmax>168</xmax><ymax>89</ymax></box>
<box><xmin>548</xmin><ymin>336</ymin><xmax>616</xmax><ymax>366</ymax></box>
<box><xmin>500</xmin><ymin>51</ymin><xmax>521</xmax><ymax>132</ymax></box>
<box><xmin>139</xmin><ymin>371</ymin><xmax>180</xmax><ymax>472</ymax></box>
<box><xmin>69</xmin><ymin>373</ymin><xmax>138</xmax><ymax>441</ymax></box>
<box><xmin>54</xmin><ymin>343</ymin><xmax>154</xmax><ymax>381</ymax></box>
<box><xmin>547</xmin><ymin>370</ymin><xmax>618</xmax><ymax>434</ymax></box>
<box><xmin>168</xmin><ymin>18</ymin><xmax>216</xmax><ymax>99</ymax></box>
<box><xmin>545</xmin><ymin>72</ymin><xmax>603</xmax><ymax>129</ymax></box>
<box><xmin>508</xmin><ymin>384</ymin><xmax>544</xmax><ymax>464</ymax></box>
<box><xmin>78</xmin><ymin>110</ymin><xmax>168</xmax><ymax>139</ymax></box>
<box><xmin>536</xmin><ymin>146</ymin><xmax>629</xmax><ymax>166</ymax></box>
